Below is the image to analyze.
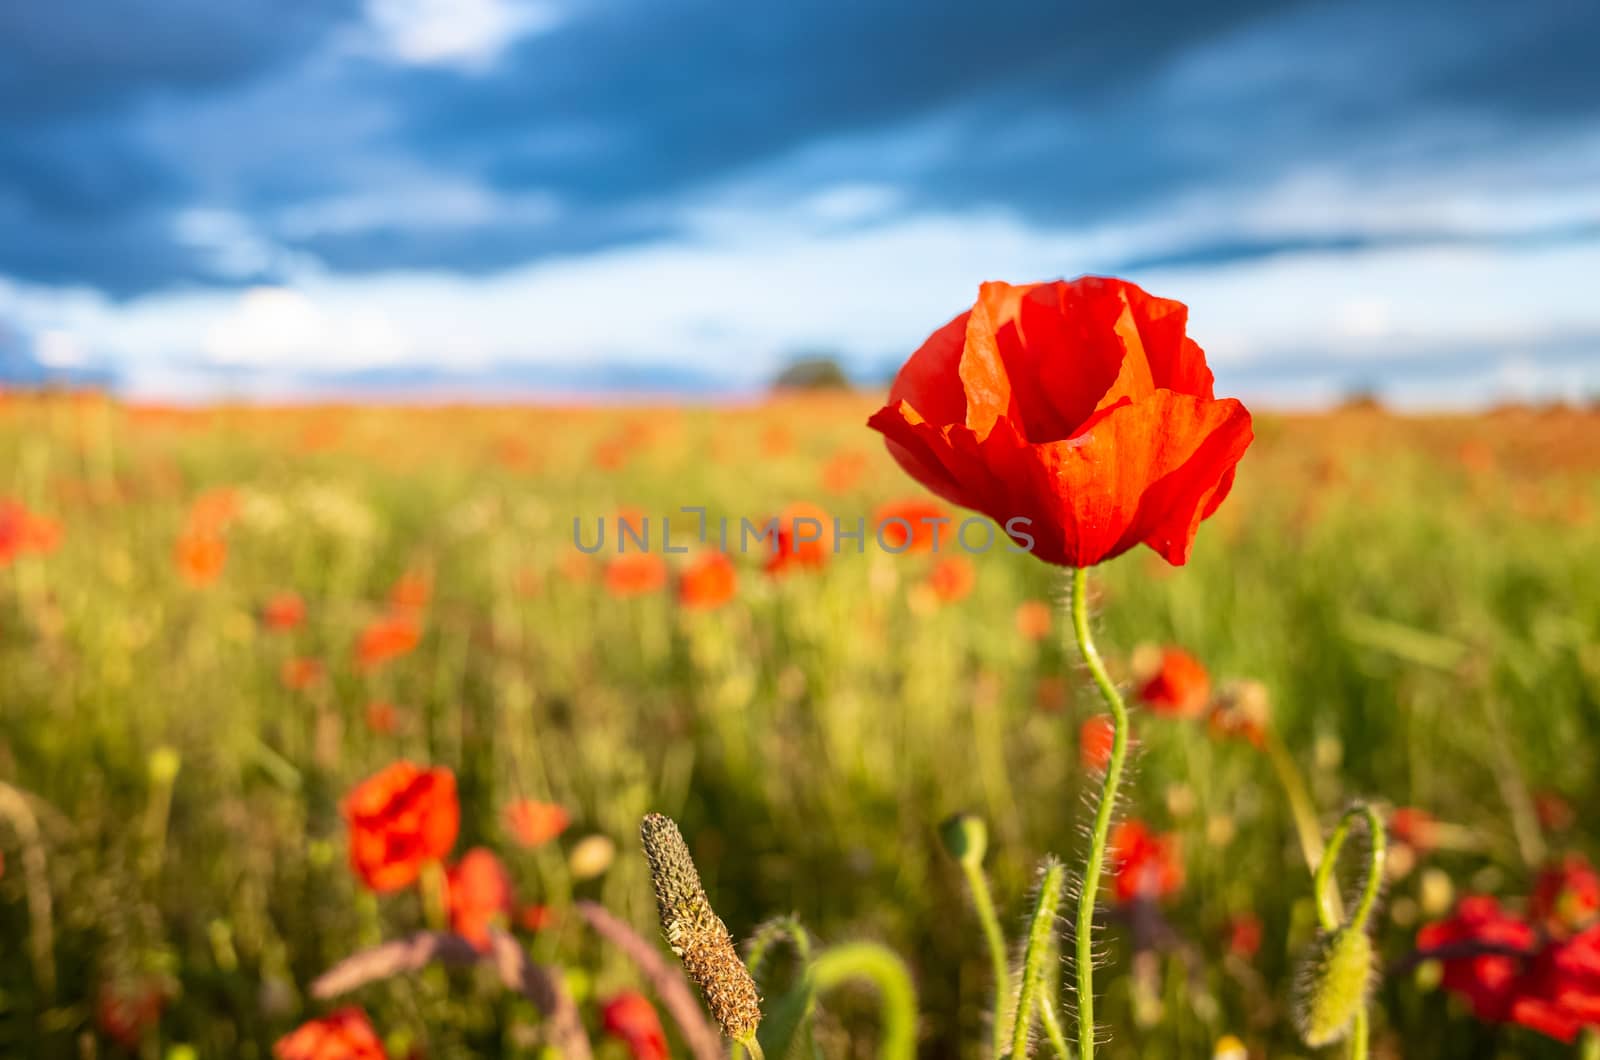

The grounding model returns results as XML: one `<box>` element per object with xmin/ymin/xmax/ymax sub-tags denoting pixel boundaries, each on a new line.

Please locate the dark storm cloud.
<box><xmin>1</xmin><ymin>0</ymin><xmax>1598</xmax><ymax>294</ymax></box>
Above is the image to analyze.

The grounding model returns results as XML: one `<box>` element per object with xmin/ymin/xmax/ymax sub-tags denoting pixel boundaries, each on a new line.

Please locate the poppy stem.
<box><xmin>1068</xmin><ymin>566</ymin><xmax>1129</xmax><ymax>1060</ymax></box>
<box><xmin>1313</xmin><ymin>804</ymin><xmax>1385</xmax><ymax>934</ymax></box>
<box><xmin>1009</xmin><ymin>859</ymin><xmax>1066</xmax><ymax>1059</ymax></box>
<box><xmin>1581</xmin><ymin>1027</ymin><xmax>1600</xmax><ymax>1060</ymax></box>
<box><xmin>956</xmin><ymin>857</ymin><xmax>1013</xmax><ymax>1059</ymax></box>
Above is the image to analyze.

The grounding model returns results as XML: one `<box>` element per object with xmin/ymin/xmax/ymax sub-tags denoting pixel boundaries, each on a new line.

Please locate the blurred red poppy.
<box><xmin>1531</xmin><ymin>855</ymin><xmax>1600</xmax><ymax>938</ymax></box>
<box><xmin>262</xmin><ymin>591</ymin><xmax>307</xmax><ymax>632</ymax></box>
<box><xmin>518</xmin><ymin>903</ymin><xmax>558</xmax><ymax>932</ymax></box>
<box><xmin>1390</xmin><ymin>807</ymin><xmax>1439</xmax><ymax>853</ymax></box>
<box><xmin>280</xmin><ymin>657</ymin><xmax>325</xmax><ymax>691</ymax></box>
<box><xmin>275</xmin><ymin>1007</ymin><xmax>389</xmax><ymax>1060</ymax></box>
<box><xmin>867</xmin><ymin>277</ymin><xmax>1252</xmax><ymax>568</ymax></box>
<box><xmin>1417</xmin><ymin>895</ymin><xmax>1537</xmax><ymax>1022</ymax></box>
<box><xmin>873</xmin><ymin>499</ymin><xmax>948</xmax><ymax>552</ymax></box>
<box><xmin>0</xmin><ymin>501</ymin><xmax>61</xmax><ymax>564</ymax></box>
<box><xmin>175</xmin><ymin>528</ymin><xmax>227</xmax><ymax>586</ymax></box>
<box><xmin>1227</xmin><ymin>913</ymin><xmax>1263</xmax><ymax>960</ymax></box>
<box><xmin>365</xmin><ymin>701</ymin><xmax>400</xmax><ymax>735</ymax></box>
<box><xmin>355</xmin><ymin>614</ymin><xmax>421</xmax><ymax>670</ymax></box>
<box><xmin>96</xmin><ymin>980</ymin><xmax>165</xmax><ymax>1051</ymax></box>
<box><xmin>602</xmin><ymin>991</ymin><xmax>669</xmax><ymax>1060</ymax></box>
<box><xmin>605</xmin><ymin>552</ymin><xmax>669</xmax><ymax>597</ymax></box>
<box><xmin>446</xmin><ymin>847</ymin><xmax>514</xmax><ymax>951</ymax></box>
<box><xmin>1109</xmin><ymin>820</ymin><xmax>1183</xmax><ymax>903</ymax></box>
<box><xmin>1510</xmin><ymin>926</ymin><xmax>1600</xmax><ymax>1043</ymax></box>
<box><xmin>678</xmin><ymin>550</ymin><xmax>738</xmax><ymax>610</ymax></box>
<box><xmin>388</xmin><ymin>571</ymin><xmax>431</xmax><ymax>612</ymax></box>
<box><xmin>1079</xmin><ymin>713</ymin><xmax>1116</xmax><ymax>771</ymax></box>
<box><xmin>1137</xmin><ymin>647</ymin><xmax>1211</xmax><ymax>719</ymax></box>
<box><xmin>343</xmin><ymin>762</ymin><xmax>459</xmax><ymax>892</ymax></box>
<box><xmin>821</xmin><ymin>449</ymin><xmax>868</xmax><ymax>493</ymax></box>
<box><xmin>923</xmin><ymin>556</ymin><xmax>975</xmax><ymax>603</ymax></box>
<box><xmin>1014</xmin><ymin>600</ymin><xmax>1053</xmax><ymax>641</ymax></box>
<box><xmin>505</xmin><ymin>799</ymin><xmax>570</xmax><ymax>848</ymax></box>
<box><xmin>764</xmin><ymin>502</ymin><xmax>833</xmax><ymax>576</ymax></box>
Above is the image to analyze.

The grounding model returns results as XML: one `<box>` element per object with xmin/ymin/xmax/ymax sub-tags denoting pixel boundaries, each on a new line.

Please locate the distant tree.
<box><xmin>1338</xmin><ymin>381</ymin><xmax>1385</xmax><ymax>412</ymax></box>
<box><xmin>772</xmin><ymin>353</ymin><xmax>852</xmax><ymax>392</ymax></box>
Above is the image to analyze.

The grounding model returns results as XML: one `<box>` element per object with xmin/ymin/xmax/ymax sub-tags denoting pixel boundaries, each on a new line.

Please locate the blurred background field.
<box><xmin>1</xmin><ymin>392</ymin><xmax>1596</xmax><ymax>1058</ymax></box>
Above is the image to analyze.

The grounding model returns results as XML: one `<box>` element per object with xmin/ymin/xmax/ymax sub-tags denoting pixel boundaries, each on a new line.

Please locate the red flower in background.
<box><xmin>1137</xmin><ymin>648</ymin><xmax>1211</xmax><ymax>718</ymax></box>
<box><xmin>1390</xmin><ymin>807</ymin><xmax>1439</xmax><ymax>854</ymax></box>
<box><xmin>262</xmin><ymin>591</ymin><xmax>307</xmax><ymax>632</ymax></box>
<box><xmin>446</xmin><ymin>847</ymin><xmax>514</xmax><ymax>950</ymax></box>
<box><xmin>1511</xmin><ymin>926</ymin><xmax>1600</xmax><ymax>1043</ymax></box>
<box><xmin>355</xmin><ymin>614</ymin><xmax>421</xmax><ymax>670</ymax></box>
<box><xmin>867</xmin><ymin>277</ymin><xmax>1252</xmax><ymax>568</ymax></box>
<box><xmin>365</xmin><ymin>701</ymin><xmax>400</xmax><ymax>735</ymax></box>
<box><xmin>280</xmin><ymin>657</ymin><xmax>325</xmax><ymax>691</ymax></box>
<box><xmin>0</xmin><ymin>500</ymin><xmax>61</xmax><ymax>564</ymax></box>
<box><xmin>602</xmin><ymin>991</ymin><xmax>669</xmax><ymax>1060</ymax></box>
<box><xmin>1079</xmin><ymin>714</ymin><xmax>1116</xmax><ymax>771</ymax></box>
<box><xmin>275</xmin><ymin>1007</ymin><xmax>389</xmax><ymax>1060</ymax></box>
<box><xmin>1109</xmin><ymin>820</ymin><xmax>1183</xmax><ymax>903</ymax></box>
<box><xmin>605</xmin><ymin>552</ymin><xmax>668</xmax><ymax>597</ymax></box>
<box><xmin>923</xmin><ymin>556</ymin><xmax>975</xmax><ymax>604</ymax></box>
<box><xmin>343</xmin><ymin>762</ymin><xmax>459</xmax><ymax>892</ymax></box>
<box><xmin>388</xmin><ymin>570</ymin><xmax>431</xmax><ymax>612</ymax></box>
<box><xmin>873</xmin><ymin>499</ymin><xmax>948</xmax><ymax>552</ymax></box>
<box><xmin>518</xmin><ymin>903</ymin><xmax>557</xmax><ymax>932</ymax></box>
<box><xmin>1531</xmin><ymin>855</ymin><xmax>1600</xmax><ymax>938</ymax></box>
<box><xmin>1014</xmin><ymin>600</ymin><xmax>1053</xmax><ymax>641</ymax></box>
<box><xmin>678</xmin><ymin>550</ymin><xmax>738</xmax><ymax>610</ymax></box>
<box><xmin>1227</xmin><ymin>913</ymin><xmax>1263</xmax><ymax>960</ymax></box>
<box><xmin>96</xmin><ymin>980</ymin><xmax>166</xmax><ymax>1050</ymax></box>
<box><xmin>764</xmin><ymin>502</ymin><xmax>833</xmax><ymax>576</ymax></box>
<box><xmin>1417</xmin><ymin>895</ymin><xmax>1537</xmax><ymax>1022</ymax></box>
<box><xmin>175</xmin><ymin>528</ymin><xmax>227</xmax><ymax>586</ymax></box>
<box><xmin>505</xmin><ymin>800</ymin><xmax>570</xmax><ymax>848</ymax></box>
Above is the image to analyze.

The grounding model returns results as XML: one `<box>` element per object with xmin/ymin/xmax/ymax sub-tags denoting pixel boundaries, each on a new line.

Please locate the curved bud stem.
<box><xmin>746</xmin><ymin>915</ymin><xmax>815</xmax><ymax>985</ymax></box>
<box><xmin>806</xmin><ymin>943</ymin><xmax>918</xmax><ymax>1060</ymax></box>
<box><xmin>1314</xmin><ymin>804</ymin><xmax>1386</xmax><ymax>935</ymax></box>
<box><xmin>1009</xmin><ymin>859</ymin><xmax>1066</xmax><ymax>1059</ymax></box>
<box><xmin>1068</xmin><ymin>566</ymin><xmax>1130</xmax><ymax>1060</ymax></box>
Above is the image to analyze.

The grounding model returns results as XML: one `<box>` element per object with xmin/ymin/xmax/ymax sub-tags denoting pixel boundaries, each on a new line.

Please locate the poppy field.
<box><xmin>1</xmin><ymin>354</ymin><xmax>1599</xmax><ymax>1056</ymax></box>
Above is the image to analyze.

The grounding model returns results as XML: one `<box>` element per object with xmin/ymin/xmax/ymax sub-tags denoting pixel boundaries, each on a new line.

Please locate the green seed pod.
<box><xmin>1292</xmin><ymin>926</ymin><xmax>1374</xmax><ymax>1047</ymax></box>
<box><xmin>939</xmin><ymin>813</ymin><xmax>988</xmax><ymax>869</ymax></box>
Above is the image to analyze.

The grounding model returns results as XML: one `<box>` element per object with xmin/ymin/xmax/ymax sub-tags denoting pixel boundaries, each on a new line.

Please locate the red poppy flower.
<box><xmin>602</xmin><ymin>991</ymin><xmax>670</xmax><ymax>1060</ymax></box>
<box><xmin>1389</xmin><ymin>808</ymin><xmax>1439</xmax><ymax>853</ymax></box>
<box><xmin>1109</xmin><ymin>819</ymin><xmax>1183</xmax><ymax>904</ymax></box>
<box><xmin>764</xmin><ymin>502</ymin><xmax>833</xmax><ymax>576</ymax></box>
<box><xmin>365</xmin><ymin>701</ymin><xmax>400</xmax><ymax>735</ymax></box>
<box><xmin>605</xmin><ymin>552</ymin><xmax>669</xmax><ymax>597</ymax></box>
<box><xmin>1079</xmin><ymin>713</ymin><xmax>1116</xmax><ymax>771</ymax></box>
<box><xmin>923</xmin><ymin>556</ymin><xmax>975</xmax><ymax>603</ymax></box>
<box><xmin>281</xmin><ymin>657</ymin><xmax>325</xmax><ymax>691</ymax></box>
<box><xmin>355</xmin><ymin>614</ymin><xmax>421</xmax><ymax>670</ymax></box>
<box><xmin>1536</xmin><ymin>791</ymin><xmax>1577</xmax><ymax>833</ymax></box>
<box><xmin>867</xmin><ymin>277</ymin><xmax>1252</xmax><ymax>568</ymax></box>
<box><xmin>96</xmin><ymin>980</ymin><xmax>166</xmax><ymax>1050</ymax></box>
<box><xmin>175</xmin><ymin>528</ymin><xmax>227</xmax><ymax>586</ymax></box>
<box><xmin>187</xmin><ymin>488</ymin><xmax>241</xmax><ymax>534</ymax></box>
<box><xmin>1014</xmin><ymin>600</ymin><xmax>1053</xmax><ymax>641</ymax></box>
<box><xmin>343</xmin><ymin>762</ymin><xmax>459</xmax><ymax>893</ymax></box>
<box><xmin>1531</xmin><ymin>855</ymin><xmax>1600</xmax><ymax>938</ymax></box>
<box><xmin>1417</xmin><ymin>895</ymin><xmax>1537</xmax><ymax>1022</ymax></box>
<box><xmin>388</xmin><ymin>571</ymin><xmax>431</xmax><ymax>612</ymax></box>
<box><xmin>263</xmin><ymin>591</ymin><xmax>307</xmax><ymax>632</ymax></box>
<box><xmin>446</xmin><ymin>847</ymin><xmax>514</xmax><ymax>951</ymax></box>
<box><xmin>1510</xmin><ymin>926</ymin><xmax>1600</xmax><ymax>1043</ymax></box>
<box><xmin>678</xmin><ymin>550</ymin><xmax>738</xmax><ymax>610</ymax></box>
<box><xmin>873</xmin><ymin>499</ymin><xmax>948</xmax><ymax>552</ymax></box>
<box><xmin>518</xmin><ymin>903</ymin><xmax>557</xmax><ymax>932</ymax></box>
<box><xmin>1227</xmin><ymin>913</ymin><xmax>1263</xmax><ymax>959</ymax></box>
<box><xmin>505</xmin><ymin>799</ymin><xmax>570</xmax><ymax>848</ymax></box>
<box><xmin>275</xmin><ymin>1007</ymin><xmax>389</xmax><ymax>1060</ymax></box>
<box><xmin>1137</xmin><ymin>647</ymin><xmax>1211</xmax><ymax>718</ymax></box>
<box><xmin>0</xmin><ymin>501</ymin><xmax>62</xmax><ymax>565</ymax></box>
<box><xmin>821</xmin><ymin>449</ymin><xmax>868</xmax><ymax>493</ymax></box>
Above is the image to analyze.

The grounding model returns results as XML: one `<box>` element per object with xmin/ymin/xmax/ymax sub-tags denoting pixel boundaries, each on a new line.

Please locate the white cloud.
<box><xmin>364</xmin><ymin>0</ymin><xmax>560</xmax><ymax>70</ymax></box>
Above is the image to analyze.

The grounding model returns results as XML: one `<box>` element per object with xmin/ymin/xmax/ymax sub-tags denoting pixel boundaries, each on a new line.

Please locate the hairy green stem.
<box><xmin>1314</xmin><ymin>804</ymin><xmax>1385</xmax><ymax>934</ymax></box>
<box><xmin>746</xmin><ymin>915</ymin><xmax>815</xmax><ymax>983</ymax></box>
<box><xmin>807</xmin><ymin>943</ymin><xmax>917</xmax><ymax>1060</ymax></box>
<box><xmin>1010</xmin><ymin>860</ymin><xmax>1066</xmax><ymax>1059</ymax></box>
<box><xmin>1036</xmin><ymin>990</ymin><xmax>1073</xmax><ymax>1060</ymax></box>
<box><xmin>1349</xmin><ymin>1009</ymin><xmax>1369</xmax><ymax>1060</ymax></box>
<box><xmin>1069</xmin><ymin>566</ymin><xmax>1128</xmax><ymax>1060</ymax></box>
<box><xmin>1581</xmin><ymin>1027</ymin><xmax>1600</xmax><ymax>1060</ymax></box>
<box><xmin>957</xmin><ymin>858</ymin><xmax>1013</xmax><ymax>1057</ymax></box>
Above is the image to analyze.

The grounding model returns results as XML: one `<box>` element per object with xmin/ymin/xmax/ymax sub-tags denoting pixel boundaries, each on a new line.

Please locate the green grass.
<box><xmin>1</xmin><ymin>394</ymin><xmax>1597</xmax><ymax>1058</ymax></box>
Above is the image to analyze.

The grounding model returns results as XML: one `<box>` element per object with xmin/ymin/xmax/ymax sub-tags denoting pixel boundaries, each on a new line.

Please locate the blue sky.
<box><xmin>1</xmin><ymin>0</ymin><xmax>1597</xmax><ymax>404</ymax></box>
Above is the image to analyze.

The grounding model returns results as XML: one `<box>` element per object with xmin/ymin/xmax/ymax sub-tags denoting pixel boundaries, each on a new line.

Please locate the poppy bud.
<box><xmin>1292</xmin><ymin>926</ymin><xmax>1374</xmax><ymax>1047</ymax></box>
<box><xmin>939</xmin><ymin>813</ymin><xmax>988</xmax><ymax>869</ymax></box>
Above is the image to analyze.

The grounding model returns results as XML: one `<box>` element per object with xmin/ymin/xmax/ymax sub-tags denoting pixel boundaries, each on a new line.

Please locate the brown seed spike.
<box><xmin>639</xmin><ymin>813</ymin><xmax>763</xmax><ymax>1042</ymax></box>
